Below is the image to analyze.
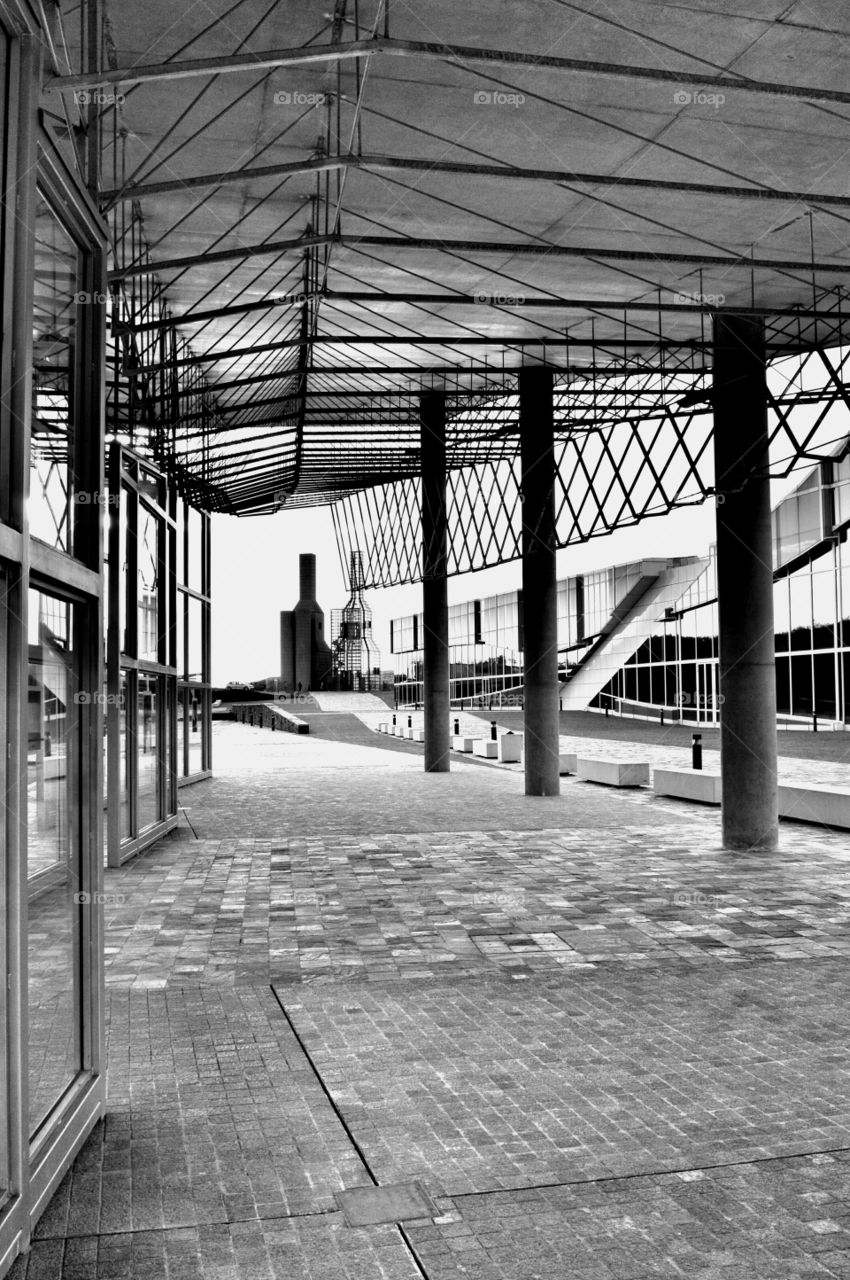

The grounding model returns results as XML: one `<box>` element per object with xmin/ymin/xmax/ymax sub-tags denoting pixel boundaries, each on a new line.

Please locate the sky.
<box><xmin>210</xmin><ymin>497</ymin><xmax>719</xmax><ymax>685</ymax></box>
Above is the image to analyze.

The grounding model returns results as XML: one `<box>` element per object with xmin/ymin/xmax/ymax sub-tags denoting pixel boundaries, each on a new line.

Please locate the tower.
<box><xmin>280</xmin><ymin>554</ymin><xmax>333</xmax><ymax>690</ymax></box>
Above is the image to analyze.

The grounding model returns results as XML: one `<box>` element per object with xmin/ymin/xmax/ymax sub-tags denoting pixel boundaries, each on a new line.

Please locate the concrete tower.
<box><xmin>280</xmin><ymin>554</ymin><xmax>332</xmax><ymax>691</ymax></box>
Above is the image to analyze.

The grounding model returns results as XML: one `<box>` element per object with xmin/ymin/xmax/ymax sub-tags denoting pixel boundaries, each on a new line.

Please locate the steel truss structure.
<box><xmin>333</xmin><ymin>309</ymin><xmax>850</xmax><ymax>587</ymax></box>
<box><xmin>40</xmin><ymin>0</ymin><xmax>850</xmax><ymax>569</ymax></box>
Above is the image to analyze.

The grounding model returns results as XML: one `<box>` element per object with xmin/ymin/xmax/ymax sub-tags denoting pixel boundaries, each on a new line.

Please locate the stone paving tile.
<box><xmin>32</xmin><ymin>986</ymin><xmax>365</xmax><ymax>1239</ymax></box>
<box><xmin>103</xmin><ymin>809</ymin><xmax>850</xmax><ymax>988</ymax></box>
<box><xmin>182</xmin><ymin>723</ymin><xmax>677</xmax><ymax>840</ymax></box>
<box><xmin>16</xmin><ymin>720</ymin><xmax>850</xmax><ymax>1280</ymax></box>
<box><xmin>407</xmin><ymin>1151</ymin><xmax>850</xmax><ymax>1279</ymax></box>
<box><xmin>278</xmin><ymin>962</ymin><xmax>850</xmax><ymax>1198</ymax></box>
<box><xmin>13</xmin><ymin>1216</ymin><xmax>421</xmax><ymax>1280</ymax></box>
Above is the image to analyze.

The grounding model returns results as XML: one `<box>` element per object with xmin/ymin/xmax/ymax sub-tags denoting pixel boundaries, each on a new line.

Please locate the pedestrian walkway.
<box><xmin>14</xmin><ymin>721</ymin><xmax>850</xmax><ymax>1279</ymax></box>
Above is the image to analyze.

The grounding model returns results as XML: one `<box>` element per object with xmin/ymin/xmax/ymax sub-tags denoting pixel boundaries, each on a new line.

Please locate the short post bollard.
<box><xmin>407</xmin><ymin>715</ymin><xmax>412</xmax><ymax>729</ymax></box>
<box><xmin>692</xmin><ymin>732</ymin><xmax>703</xmax><ymax>771</ymax></box>
<box><xmin>453</xmin><ymin>717</ymin><xmax>460</xmax><ymax>736</ymax></box>
<box><xmin>392</xmin><ymin>713</ymin><xmax>396</xmax><ymax>726</ymax></box>
<box><xmin>490</xmin><ymin>720</ymin><xmax>497</xmax><ymax>741</ymax></box>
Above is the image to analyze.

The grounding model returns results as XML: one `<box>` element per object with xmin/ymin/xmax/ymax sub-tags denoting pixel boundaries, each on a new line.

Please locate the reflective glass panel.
<box><xmin>30</xmin><ymin>196</ymin><xmax>80</xmax><ymax>553</ymax></box>
<box><xmin>27</xmin><ymin>590</ymin><xmax>82</xmax><ymax>1135</ymax></box>
<box><xmin>137</xmin><ymin>676</ymin><xmax>158</xmax><ymax>829</ymax></box>
<box><xmin>137</xmin><ymin>506</ymin><xmax>159</xmax><ymax>662</ymax></box>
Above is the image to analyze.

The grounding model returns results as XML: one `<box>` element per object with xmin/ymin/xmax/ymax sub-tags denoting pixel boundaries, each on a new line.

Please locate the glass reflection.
<box><xmin>137</xmin><ymin>676</ymin><xmax>158</xmax><ymax>829</ymax></box>
<box><xmin>27</xmin><ymin>590</ymin><xmax>82</xmax><ymax>1134</ymax></box>
<box><xmin>137</xmin><ymin>506</ymin><xmax>158</xmax><ymax>661</ymax></box>
<box><xmin>30</xmin><ymin>196</ymin><xmax>79</xmax><ymax>553</ymax></box>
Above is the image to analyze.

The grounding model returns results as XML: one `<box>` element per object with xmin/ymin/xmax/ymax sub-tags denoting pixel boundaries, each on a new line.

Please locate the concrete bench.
<box><xmin>452</xmin><ymin>735</ymin><xmax>474</xmax><ymax>753</ymax></box>
<box><xmin>778</xmin><ymin>783</ymin><xmax>850</xmax><ymax>830</ymax></box>
<box><xmin>404</xmin><ymin>727</ymin><xmax>415</xmax><ymax>739</ymax></box>
<box><xmin>653</xmin><ymin>768</ymin><xmax>722</xmax><ymax>805</ymax></box>
<box><xmin>576</xmin><ymin>758</ymin><xmax>650</xmax><ymax>788</ymax></box>
<box><xmin>559</xmin><ymin>753</ymin><xmax>577</xmax><ymax>775</ymax></box>
<box><xmin>377</xmin><ymin>723</ymin><xmax>388</xmax><ymax>734</ymax></box>
<box><xmin>472</xmin><ymin>739</ymin><xmax>498</xmax><ymax>759</ymax></box>
<box><xmin>499</xmin><ymin>733</ymin><xmax>522</xmax><ymax>763</ymax></box>
<box><xmin>413</xmin><ymin>729</ymin><xmax>425</xmax><ymax>743</ymax></box>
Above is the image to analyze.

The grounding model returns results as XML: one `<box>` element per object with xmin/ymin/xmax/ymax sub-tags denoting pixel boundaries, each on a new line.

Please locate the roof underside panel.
<box><xmin>49</xmin><ymin>0</ymin><xmax>850</xmax><ymax>513</ymax></box>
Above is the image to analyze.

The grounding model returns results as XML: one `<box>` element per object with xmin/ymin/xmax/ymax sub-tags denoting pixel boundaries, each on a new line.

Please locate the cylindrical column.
<box><xmin>519</xmin><ymin>366</ymin><xmax>560</xmax><ymax>796</ymax></box>
<box><xmin>713</xmin><ymin>313</ymin><xmax>778</xmax><ymax>851</ymax></box>
<box><xmin>420</xmin><ymin>391</ymin><xmax>451</xmax><ymax>772</ymax></box>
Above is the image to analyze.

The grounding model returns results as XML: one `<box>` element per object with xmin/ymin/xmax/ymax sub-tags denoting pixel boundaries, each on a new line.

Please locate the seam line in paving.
<box><xmin>270</xmin><ymin>985</ymin><xmax>379</xmax><ymax>1190</ymax></box>
<box><xmin>269</xmin><ymin>986</ymin><xmax>435</xmax><ymax>1280</ymax></box>
<box><xmin>447</xmin><ymin>1142</ymin><xmax>850</xmax><ymax>1202</ymax></box>
<box><xmin>34</xmin><ymin>1207</ymin><xmax>340</xmax><ymax>1243</ymax></box>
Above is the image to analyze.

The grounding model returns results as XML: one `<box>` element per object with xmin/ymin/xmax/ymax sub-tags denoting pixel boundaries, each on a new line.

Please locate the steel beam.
<box><xmin>109</xmin><ymin>231</ymin><xmax>850</xmax><ymax>281</ymax></box>
<box><xmin>45</xmin><ymin>36</ymin><xmax>850</xmax><ymax>107</ymax></box>
<box><xmin>127</xmin><ymin>291</ymin><xmax>850</xmax><ymax>334</ymax></box>
<box><xmin>99</xmin><ymin>151</ymin><xmax>850</xmax><ymax>209</ymax></box>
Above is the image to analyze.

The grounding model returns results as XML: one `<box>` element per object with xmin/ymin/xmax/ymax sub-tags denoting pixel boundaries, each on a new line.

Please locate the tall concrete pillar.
<box><xmin>420</xmin><ymin>391</ymin><xmax>450</xmax><ymax>772</ymax></box>
<box><xmin>519</xmin><ymin>366</ymin><xmax>560</xmax><ymax>796</ymax></box>
<box><xmin>713</xmin><ymin>313</ymin><xmax>778</xmax><ymax>851</ymax></box>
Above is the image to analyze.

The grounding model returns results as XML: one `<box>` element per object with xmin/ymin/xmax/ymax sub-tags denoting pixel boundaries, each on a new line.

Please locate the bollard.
<box><xmin>392</xmin><ymin>713</ymin><xmax>396</xmax><ymax>726</ymax></box>
<box><xmin>490</xmin><ymin>720</ymin><xmax>497</xmax><ymax>741</ymax></box>
<box><xmin>692</xmin><ymin>733</ymin><xmax>702</xmax><ymax>771</ymax></box>
<box><xmin>407</xmin><ymin>715</ymin><xmax>412</xmax><ymax>729</ymax></box>
<box><xmin>453</xmin><ymin>717</ymin><xmax>460</xmax><ymax>736</ymax></box>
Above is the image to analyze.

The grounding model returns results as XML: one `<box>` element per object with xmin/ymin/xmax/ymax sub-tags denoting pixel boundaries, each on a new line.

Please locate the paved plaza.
<box><xmin>14</xmin><ymin>720</ymin><xmax>850</xmax><ymax>1279</ymax></box>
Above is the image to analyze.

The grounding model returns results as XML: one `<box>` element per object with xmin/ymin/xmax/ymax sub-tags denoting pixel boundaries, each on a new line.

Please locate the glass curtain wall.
<box><xmin>106</xmin><ymin>446</ymin><xmax>179</xmax><ymax>865</ymax></box>
<box><xmin>0</xmin><ymin>17</ymin><xmax>107</xmax><ymax>1264</ymax></box>
<box><xmin>175</xmin><ymin>500</ymin><xmax>211</xmax><ymax>784</ymax></box>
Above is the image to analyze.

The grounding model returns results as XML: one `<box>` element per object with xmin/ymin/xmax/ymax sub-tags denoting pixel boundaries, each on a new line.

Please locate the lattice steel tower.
<box><xmin>331</xmin><ymin>551</ymin><xmax>381</xmax><ymax>691</ymax></box>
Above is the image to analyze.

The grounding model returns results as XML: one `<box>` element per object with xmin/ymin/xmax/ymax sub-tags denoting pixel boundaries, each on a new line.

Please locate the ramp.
<box><xmin>309</xmin><ymin>692</ymin><xmax>390</xmax><ymax>712</ymax></box>
<box><xmin>561</xmin><ymin>557</ymin><xmax>710</xmax><ymax>712</ymax></box>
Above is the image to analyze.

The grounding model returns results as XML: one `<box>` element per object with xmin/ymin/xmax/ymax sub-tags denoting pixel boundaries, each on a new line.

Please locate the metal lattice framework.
<box><xmin>333</xmin><ymin>317</ymin><xmax>850</xmax><ymax>587</ymax></box>
<box><xmin>39</xmin><ymin>0</ymin><xmax>850</xmax><ymax>580</ymax></box>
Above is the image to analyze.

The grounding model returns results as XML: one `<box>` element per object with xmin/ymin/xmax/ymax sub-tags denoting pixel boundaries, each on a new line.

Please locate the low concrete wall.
<box><xmin>654</xmin><ymin>769</ymin><xmax>722</xmax><ymax>805</ymax></box>
<box><xmin>778</xmin><ymin>783</ymin><xmax>850</xmax><ymax>830</ymax></box>
<box><xmin>577</xmin><ymin>758</ymin><xmax>650</xmax><ymax>787</ymax></box>
<box><xmin>232</xmin><ymin>703</ymin><xmax>309</xmax><ymax>734</ymax></box>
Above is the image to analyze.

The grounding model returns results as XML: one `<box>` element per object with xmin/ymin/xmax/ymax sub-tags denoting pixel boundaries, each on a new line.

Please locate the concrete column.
<box><xmin>713</xmin><ymin>313</ymin><xmax>778</xmax><ymax>851</ymax></box>
<box><xmin>519</xmin><ymin>366</ymin><xmax>560</xmax><ymax>796</ymax></box>
<box><xmin>420</xmin><ymin>391</ymin><xmax>450</xmax><ymax>772</ymax></box>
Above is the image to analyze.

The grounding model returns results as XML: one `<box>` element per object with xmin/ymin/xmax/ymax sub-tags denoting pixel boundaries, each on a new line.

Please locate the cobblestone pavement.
<box><xmin>14</xmin><ymin>721</ymin><xmax>850</xmax><ymax>1279</ymax></box>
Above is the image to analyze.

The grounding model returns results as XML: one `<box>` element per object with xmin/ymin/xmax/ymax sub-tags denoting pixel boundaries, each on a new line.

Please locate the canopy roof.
<box><xmin>48</xmin><ymin>0</ymin><xmax>850</xmax><ymax>513</ymax></box>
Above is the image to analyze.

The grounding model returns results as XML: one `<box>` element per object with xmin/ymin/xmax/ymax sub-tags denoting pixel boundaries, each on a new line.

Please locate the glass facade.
<box><xmin>27</xmin><ymin>591</ymin><xmax>84</xmax><ymax>1137</ymax></box>
<box><xmin>393</xmin><ymin>460</ymin><xmax>850</xmax><ymax>726</ymax></box>
<box><xmin>595</xmin><ymin>460</ymin><xmax>850</xmax><ymax>726</ymax></box>
<box><xmin>176</xmin><ymin>497</ymin><xmax>212</xmax><ymax>784</ymax></box>
<box><xmin>392</xmin><ymin>559</ymin><xmax>665</xmax><ymax>707</ymax></box>
<box><xmin>106</xmin><ymin>446</ymin><xmax>211</xmax><ymax>863</ymax></box>
<box><xmin>0</xmin><ymin>24</ymin><xmax>109</xmax><ymax>1258</ymax></box>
